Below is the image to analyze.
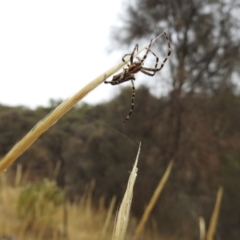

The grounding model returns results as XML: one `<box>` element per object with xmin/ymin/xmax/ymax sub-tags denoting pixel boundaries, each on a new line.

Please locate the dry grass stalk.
<box><xmin>14</xmin><ymin>164</ymin><xmax>22</xmax><ymax>187</ymax></box>
<box><xmin>133</xmin><ymin>160</ymin><xmax>174</xmax><ymax>240</ymax></box>
<box><xmin>100</xmin><ymin>195</ymin><xmax>117</xmax><ymax>240</ymax></box>
<box><xmin>199</xmin><ymin>216</ymin><xmax>206</xmax><ymax>240</ymax></box>
<box><xmin>206</xmin><ymin>186</ymin><xmax>224</xmax><ymax>240</ymax></box>
<box><xmin>86</xmin><ymin>179</ymin><xmax>96</xmax><ymax>216</ymax></box>
<box><xmin>112</xmin><ymin>142</ymin><xmax>141</xmax><ymax>240</ymax></box>
<box><xmin>0</xmin><ymin>33</ymin><xmax>164</xmax><ymax>174</ymax></box>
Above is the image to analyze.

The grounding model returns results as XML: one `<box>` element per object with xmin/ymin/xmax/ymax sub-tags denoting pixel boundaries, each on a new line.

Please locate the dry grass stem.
<box><xmin>14</xmin><ymin>164</ymin><xmax>22</xmax><ymax>187</ymax></box>
<box><xmin>199</xmin><ymin>216</ymin><xmax>206</xmax><ymax>240</ymax></box>
<box><xmin>0</xmin><ymin>33</ymin><xmax>164</xmax><ymax>174</ymax></box>
<box><xmin>112</xmin><ymin>142</ymin><xmax>141</xmax><ymax>240</ymax></box>
<box><xmin>206</xmin><ymin>186</ymin><xmax>224</xmax><ymax>240</ymax></box>
<box><xmin>133</xmin><ymin>160</ymin><xmax>174</xmax><ymax>240</ymax></box>
<box><xmin>100</xmin><ymin>196</ymin><xmax>117</xmax><ymax>240</ymax></box>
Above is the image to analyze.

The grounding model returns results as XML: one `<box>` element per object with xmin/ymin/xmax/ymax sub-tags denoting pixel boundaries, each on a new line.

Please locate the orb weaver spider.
<box><xmin>104</xmin><ymin>32</ymin><xmax>171</xmax><ymax>122</ymax></box>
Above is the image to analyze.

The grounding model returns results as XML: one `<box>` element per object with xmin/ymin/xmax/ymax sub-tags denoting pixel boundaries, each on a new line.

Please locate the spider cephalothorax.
<box><xmin>104</xmin><ymin>32</ymin><xmax>171</xmax><ymax>122</ymax></box>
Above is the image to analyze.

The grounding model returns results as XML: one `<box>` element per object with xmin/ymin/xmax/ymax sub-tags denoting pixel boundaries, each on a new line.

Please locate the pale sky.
<box><xmin>0</xmin><ymin>0</ymin><xmax>127</xmax><ymax>109</ymax></box>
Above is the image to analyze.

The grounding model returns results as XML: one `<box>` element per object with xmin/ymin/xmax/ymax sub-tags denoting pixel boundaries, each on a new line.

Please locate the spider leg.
<box><xmin>140</xmin><ymin>69</ymin><xmax>156</xmax><ymax>77</ymax></box>
<box><xmin>122</xmin><ymin>54</ymin><xmax>131</xmax><ymax>64</ymax></box>
<box><xmin>140</xmin><ymin>32</ymin><xmax>171</xmax><ymax>75</ymax></box>
<box><xmin>163</xmin><ymin>31</ymin><xmax>171</xmax><ymax>60</ymax></box>
<box><xmin>141</xmin><ymin>65</ymin><xmax>164</xmax><ymax>76</ymax></box>
<box><xmin>124</xmin><ymin>80</ymin><xmax>136</xmax><ymax>123</ymax></box>
<box><xmin>136</xmin><ymin>56</ymin><xmax>141</xmax><ymax>61</ymax></box>
<box><xmin>104</xmin><ymin>80</ymin><xmax>114</xmax><ymax>84</ymax></box>
<box><xmin>103</xmin><ymin>74</ymin><xmax>112</xmax><ymax>84</ymax></box>
<box><xmin>144</xmin><ymin>48</ymin><xmax>159</xmax><ymax>69</ymax></box>
<box><xmin>122</xmin><ymin>44</ymin><xmax>139</xmax><ymax>65</ymax></box>
<box><xmin>122</xmin><ymin>54</ymin><xmax>132</xmax><ymax>68</ymax></box>
<box><xmin>130</xmin><ymin>44</ymin><xmax>139</xmax><ymax>64</ymax></box>
<box><xmin>140</xmin><ymin>39</ymin><xmax>153</xmax><ymax>64</ymax></box>
<box><xmin>153</xmin><ymin>32</ymin><xmax>171</xmax><ymax>72</ymax></box>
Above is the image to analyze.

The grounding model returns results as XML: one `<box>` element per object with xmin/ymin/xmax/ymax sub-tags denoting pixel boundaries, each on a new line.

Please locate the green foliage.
<box><xmin>17</xmin><ymin>179</ymin><xmax>63</xmax><ymax>228</ymax></box>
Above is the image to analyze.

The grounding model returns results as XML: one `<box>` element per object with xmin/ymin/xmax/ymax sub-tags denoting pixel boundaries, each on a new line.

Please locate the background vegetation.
<box><xmin>0</xmin><ymin>83</ymin><xmax>240</xmax><ymax>239</ymax></box>
<box><xmin>0</xmin><ymin>0</ymin><xmax>240</xmax><ymax>239</ymax></box>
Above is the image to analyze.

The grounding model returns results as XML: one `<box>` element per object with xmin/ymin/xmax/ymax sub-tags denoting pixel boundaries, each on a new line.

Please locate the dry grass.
<box><xmin>0</xmin><ymin>164</ymin><xmax>224</xmax><ymax>240</ymax></box>
<box><xmin>112</xmin><ymin>143</ymin><xmax>141</xmax><ymax>240</ymax></box>
<box><xmin>206</xmin><ymin>186</ymin><xmax>224</xmax><ymax>240</ymax></box>
<box><xmin>133</xmin><ymin>160</ymin><xmax>174</xmax><ymax>239</ymax></box>
<box><xmin>0</xmin><ymin>178</ymin><xmax>115</xmax><ymax>240</ymax></box>
<box><xmin>0</xmin><ymin>144</ymin><xmax>169</xmax><ymax>240</ymax></box>
<box><xmin>0</xmin><ymin>146</ymin><xmax>157</xmax><ymax>240</ymax></box>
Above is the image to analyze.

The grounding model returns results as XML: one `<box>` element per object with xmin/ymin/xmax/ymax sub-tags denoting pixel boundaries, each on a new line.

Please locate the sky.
<box><xmin>0</xmin><ymin>0</ymin><xmax>128</xmax><ymax>109</ymax></box>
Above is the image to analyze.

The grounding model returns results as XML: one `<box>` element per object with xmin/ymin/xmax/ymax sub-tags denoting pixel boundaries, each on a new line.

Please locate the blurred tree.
<box><xmin>0</xmin><ymin>108</ymin><xmax>36</xmax><ymax>155</ymax></box>
<box><xmin>113</xmin><ymin>0</ymin><xmax>240</xmax><ymax>94</ymax></box>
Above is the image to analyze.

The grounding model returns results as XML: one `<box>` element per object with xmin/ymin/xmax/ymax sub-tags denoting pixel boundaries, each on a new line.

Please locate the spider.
<box><xmin>104</xmin><ymin>32</ymin><xmax>171</xmax><ymax>122</ymax></box>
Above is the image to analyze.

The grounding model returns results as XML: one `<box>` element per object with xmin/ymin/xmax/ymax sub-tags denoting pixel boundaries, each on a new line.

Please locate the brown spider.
<box><xmin>104</xmin><ymin>32</ymin><xmax>171</xmax><ymax>122</ymax></box>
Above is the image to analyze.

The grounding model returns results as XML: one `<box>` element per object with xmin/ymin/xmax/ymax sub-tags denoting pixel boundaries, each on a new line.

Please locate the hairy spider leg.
<box><xmin>138</xmin><ymin>48</ymin><xmax>160</xmax><ymax>76</ymax></box>
<box><xmin>135</xmin><ymin>56</ymin><xmax>142</xmax><ymax>62</ymax></box>
<box><xmin>139</xmin><ymin>39</ymin><xmax>153</xmax><ymax>64</ymax></box>
<box><xmin>163</xmin><ymin>31</ymin><xmax>171</xmax><ymax>58</ymax></box>
<box><xmin>124</xmin><ymin>80</ymin><xmax>136</xmax><ymax>123</ymax></box>
<box><xmin>140</xmin><ymin>32</ymin><xmax>171</xmax><ymax>76</ymax></box>
<box><xmin>146</xmin><ymin>48</ymin><xmax>159</xmax><ymax>68</ymax></box>
<box><xmin>122</xmin><ymin>44</ymin><xmax>139</xmax><ymax>65</ymax></box>
<box><xmin>138</xmin><ymin>47</ymin><xmax>160</xmax><ymax>76</ymax></box>
<box><xmin>152</xmin><ymin>31</ymin><xmax>171</xmax><ymax>71</ymax></box>
<box><xmin>121</xmin><ymin>54</ymin><xmax>132</xmax><ymax>67</ymax></box>
<box><xmin>140</xmin><ymin>69</ymin><xmax>157</xmax><ymax>76</ymax></box>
